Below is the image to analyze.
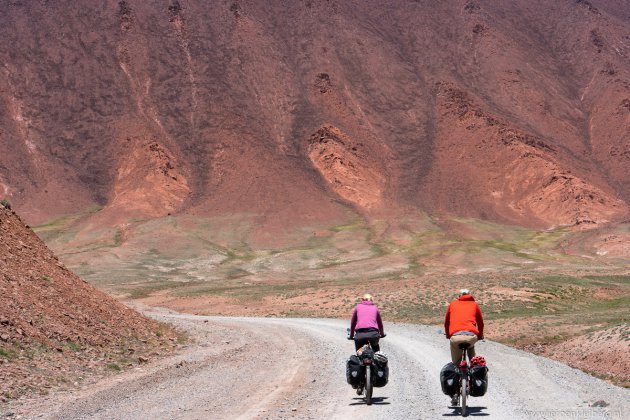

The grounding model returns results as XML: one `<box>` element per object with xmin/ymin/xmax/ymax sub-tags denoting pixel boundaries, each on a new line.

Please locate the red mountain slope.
<box><xmin>0</xmin><ymin>0</ymin><xmax>628</xmax><ymax>230</ymax></box>
<box><xmin>0</xmin><ymin>204</ymin><xmax>176</xmax><ymax>399</ymax></box>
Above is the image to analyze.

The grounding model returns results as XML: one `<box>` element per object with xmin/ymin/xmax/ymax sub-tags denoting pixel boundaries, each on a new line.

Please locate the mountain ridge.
<box><xmin>0</xmin><ymin>0</ymin><xmax>629</xmax><ymax>232</ymax></box>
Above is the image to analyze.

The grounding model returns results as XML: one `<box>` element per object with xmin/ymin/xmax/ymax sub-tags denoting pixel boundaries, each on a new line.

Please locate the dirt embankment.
<box><xmin>0</xmin><ymin>204</ymin><xmax>180</xmax><ymax>402</ymax></box>
<box><xmin>543</xmin><ymin>325</ymin><xmax>630</xmax><ymax>387</ymax></box>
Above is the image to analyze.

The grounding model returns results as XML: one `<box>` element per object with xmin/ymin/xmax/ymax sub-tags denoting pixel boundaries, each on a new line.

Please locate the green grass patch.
<box><xmin>113</xmin><ymin>229</ymin><xmax>123</xmax><ymax>246</ymax></box>
<box><xmin>34</xmin><ymin>204</ymin><xmax>103</xmax><ymax>233</ymax></box>
<box><xmin>106</xmin><ymin>363</ymin><xmax>121</xmax><ymax>371</ymax></box>
<box><xmin>330</xmin><ymin>219</ymin><xmax>366</xmax><ymax>232</ymax></box>
<box><xmin>224</xmin><ymin>267</ymin><xmax>251</xmax><ymax>279</ymax></box>
<box><xmin>0</xmin><ymin>346</ymin><xmax>16</xmax><ymax>359</ymax></box>
<box><xmin>583</xmin><ymin>275</ymin><xmax>630</xmax><ymax>285</ymax></box>
<box><xmin>225</xmin><ymin>247</ymin><xmax>257</xmax><ymax>262</ymax></box>
<box><xmin>33</xmin><ymin>215</ymin><xmax>78</xmax><ymax>234</ymax></box>
<box><xmin>64</xmin><ymin>340</ymin><xmax>81</xmax><ymax>352</ymax></box>
<box><xmin>124</xmin><ymin>280</ymin><xmax>198</xmax><ymax>299</ymax></box>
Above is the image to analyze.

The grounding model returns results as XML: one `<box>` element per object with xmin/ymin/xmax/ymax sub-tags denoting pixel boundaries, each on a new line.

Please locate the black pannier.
<box><xmin>372</xmin><ymin>361</ymin><xmax>389</xmax><ymax>387</ymax></box>
<box><xmin>469</xmin><ymin>365</ymin><xmax>488</xmax><ymax>397</ymax></box>
<box><xmin>440</xmin><ymin>362</ymin><xmax>460</xmax><ymax>396</ymax></box>
<box><xmin>346</xmin><ymin>355</ymin><xmax>364</xmax><ymax>387</ymax></box>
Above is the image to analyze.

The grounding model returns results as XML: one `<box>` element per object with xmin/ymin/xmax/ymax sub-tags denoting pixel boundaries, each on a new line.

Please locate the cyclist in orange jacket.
<box><xmin>444</xmin><ymin>289</ymin><xmax>484</xmax><ymax>364</ymax></box>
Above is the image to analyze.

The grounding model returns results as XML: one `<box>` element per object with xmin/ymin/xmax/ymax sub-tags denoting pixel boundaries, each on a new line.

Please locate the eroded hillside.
<box><xmin>0</xmin><ymin>0</ymin><xmax>629</xmax><ymax>232</ymax></box>
<box><xmin>0</xmin><ymin>204</ymin><xmax>178</xmax><ymax>401</ymax></box>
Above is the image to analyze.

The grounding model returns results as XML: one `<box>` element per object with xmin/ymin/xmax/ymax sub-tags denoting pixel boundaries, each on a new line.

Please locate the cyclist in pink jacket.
<box><xmin>350</xmin><ymin>294</ymin><xmax>385</xmax><ymax>352</ymax></box>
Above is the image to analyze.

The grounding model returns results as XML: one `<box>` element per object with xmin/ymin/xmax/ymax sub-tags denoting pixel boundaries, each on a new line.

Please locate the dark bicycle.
<box><xmin>441</xmin><ymin>337</ymin><xmax>488</xmax><ymax>417</ymax></box>
<box><xmin>452</xmin><ymin>343</ymin><xmax>488</xmax><ymax>416</ymax></box>
<box><xmin>346</xmin><ymin>330</ymin><xmax>387</xmax><ymax>405</ymax></box>
<box><xmin>452</xmin><ymin>343</ymin><xmax>471</xmax><ymax>416</ymax></box>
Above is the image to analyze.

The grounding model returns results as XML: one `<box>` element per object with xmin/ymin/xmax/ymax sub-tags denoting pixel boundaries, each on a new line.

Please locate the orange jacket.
<box><xmin>444</xmin><ymin>295</ymin><xmax>484</xmax><ymax>339</ymax></box>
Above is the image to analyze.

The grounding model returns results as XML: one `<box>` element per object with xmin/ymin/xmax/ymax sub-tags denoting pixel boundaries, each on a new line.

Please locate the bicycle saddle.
<box><xmin>458</xmin><ymin>343</ymin><xmax>471</xmax><ymax>349</ymax></box>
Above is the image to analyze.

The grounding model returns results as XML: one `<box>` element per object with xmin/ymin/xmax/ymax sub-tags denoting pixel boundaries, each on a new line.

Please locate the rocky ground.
<box><xmin>137</xmin><ymin>270</ymin><xmax>630</xmax><ymax>389</ymax></box>
<box><xmin>543</xmin><ymin>325</ymin><xmax>630</xmax><ymax>387</ymax></box>
<box><xmin>6</xmin><ymin>308</ymin><xmax>628</xmax><ymax>419</ymax></box>
<box><xmin>0</xmin><ymin>205</ymin><xmax>181</xmax><ymax>403</ymax></box>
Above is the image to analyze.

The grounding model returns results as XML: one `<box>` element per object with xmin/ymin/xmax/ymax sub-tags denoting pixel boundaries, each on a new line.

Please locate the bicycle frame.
<box><xmin>347</xmin><ymin>329</ymin><xmax>386</xmax><ymax>406</ymax></box>
<box><xmin>459</xmin><ymin>347</ymin><xmax>469</xmax><ymax>376</ymax></box>
<box><xmin>456</xmin><ymin>346</ymin><xmax>470</xmax><ymax>416</ymax></box>
<box><xmin>358</xmin><ymin>342</ymin><xmax>375</xmax><ymax>405</ymax></box>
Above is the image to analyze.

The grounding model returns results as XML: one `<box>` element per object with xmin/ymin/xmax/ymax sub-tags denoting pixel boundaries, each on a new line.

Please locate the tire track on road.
<box><xmin>14</xmin><ymin>311</ymin><xmax>630</xmax><ymax>420</ymax></box>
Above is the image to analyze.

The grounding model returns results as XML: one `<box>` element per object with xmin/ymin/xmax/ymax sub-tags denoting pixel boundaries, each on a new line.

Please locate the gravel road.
<box><xmin>14</xmin><ymin>307</ymin><xmax>629</xmax><ymax>419</ymax></box>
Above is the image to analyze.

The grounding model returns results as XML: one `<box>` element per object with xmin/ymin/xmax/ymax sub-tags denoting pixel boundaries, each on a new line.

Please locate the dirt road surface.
<box><xmin>13</xmin><ymin>307</ymin><xmax>629</xmax><ymax>419</ymax></box>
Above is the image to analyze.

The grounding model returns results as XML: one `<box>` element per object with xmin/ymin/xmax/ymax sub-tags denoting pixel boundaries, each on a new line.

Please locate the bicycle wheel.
<box><xmin>365</xmin><ymin>365</ymin><xmax>373</xmax><ymax>405</ymax></box>
<box><xmin>460</xmin><ymin>376</ymin><xmax>468</xmax><ymax>417</ymax></box>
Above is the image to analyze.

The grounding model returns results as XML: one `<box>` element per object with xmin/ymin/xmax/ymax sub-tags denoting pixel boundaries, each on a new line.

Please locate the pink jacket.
<box><xmin>350</xmin><ymin>301</ymin><xmax>384</xmax><ymax>337</ymax></box>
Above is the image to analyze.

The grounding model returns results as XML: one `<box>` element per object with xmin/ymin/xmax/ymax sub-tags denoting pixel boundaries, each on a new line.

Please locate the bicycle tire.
<box><xmin>461</xmin><ymin>376</ymin><xmax>468</xmax><ymax>417</ymax></box>
<box><xmin>365</xmin><ymin>365</ymin><xmax>373</xmax><ymax>405</ymax></box>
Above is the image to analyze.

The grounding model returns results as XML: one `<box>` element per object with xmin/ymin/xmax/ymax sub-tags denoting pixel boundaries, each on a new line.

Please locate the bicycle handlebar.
<box><xmin>346</xmin><ymin>328</ymin><xmax>386</xmax><ymax>339</ymax></box>
<box><xmin>346</xmin><ymin>334</ymin><xmax>387</xmax><ymax>339</ymax></box>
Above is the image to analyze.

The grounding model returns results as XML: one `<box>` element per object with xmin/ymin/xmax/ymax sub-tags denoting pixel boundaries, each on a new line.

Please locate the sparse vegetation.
<box><xmin>0</xmin><ymin>347</ymin><xmax>16</xmax><ymax>359</ymax></box>
<box><xmin>1</xmin><ymin>206</ymin><xmax>186</xmax><ymax>402</ymax></box>
<box><xmin>113</xmin><ymin>229</ymin><xmax>123</xmax><ymax>246</ymax></box>
<box><xmin>27</xmin><ymin>210</ymin><xmax>630</xmax><ymax>387</ymax></box>
<box><xmin>106</xmin><ymin>363</ymin><xmax>121</xmax><ymax>371</ymax></box>
<box><xmin>65</xmin><ymin>341</ymin><xmax>81</xmax><ymax>352</ymax></box>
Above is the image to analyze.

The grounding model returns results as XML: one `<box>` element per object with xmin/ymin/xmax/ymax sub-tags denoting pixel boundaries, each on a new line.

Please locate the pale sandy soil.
<box><xmin>7</xmin><ymin>307</ymin><xmax>628</xmax><ymax>420</ymax></box>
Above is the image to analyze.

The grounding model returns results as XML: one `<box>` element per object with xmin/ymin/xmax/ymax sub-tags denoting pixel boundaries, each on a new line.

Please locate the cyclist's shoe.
<box><xmin>450</xmin><ymin>395</ymin><xmax>458</xmax><ymax>406</ymax></box>
<box><xmin>356</xmin><ymin>386</ymin><xmax>363</xmax><ymax>395</ymax></box>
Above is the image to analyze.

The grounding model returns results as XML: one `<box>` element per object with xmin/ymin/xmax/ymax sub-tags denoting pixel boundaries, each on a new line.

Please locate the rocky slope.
<box><xmin>0</xmin><ymin>203</ymin><xmax>178</xmax><ymax>401</ymax></box>
<box><xmin>544</xmin><ymin>324</ymin><xmax>630</xmax><ymax>387</ymax></box>
<box><xmin>11</xmin><ymin>315</ymin><xmax>630</xmax><ymax>419</ymax></box>
<box><xmin>0</xmin><ymin>0</ymin><xmax>629</xmax><ymax>232</ymax></box>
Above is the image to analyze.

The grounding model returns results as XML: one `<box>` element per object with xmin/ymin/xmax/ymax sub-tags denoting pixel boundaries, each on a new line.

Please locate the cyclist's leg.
<box><xmin>449</xmin><ymin>336</ymin><xmax>464</xmax><ymax>364</ymax></box>
<box><xmin>360</xmin><ymin>330</ymin><xmax>380</xmax><ymax>351</ymax></box>
<box><xmin>468</xmin><ymin>345</ymin><xmax>476</xmax><ymax>360</ymax></box>
<box><xmin>370</xmin><ymin>337</ymin><xmax>380</xmax><ymax>352</ymax></box>
<box><xmin>354</xmin><ymin>337</ymin><xmax>366</xmax><ymax>351</ymax></box>
<box><xmin>354</xmin><ymin>332</ymin><xmax>371</xmax><ymax>351</ymax></box>
<box><xmin>450</xmin><ymin>335</ymin><xmax>478</xmax><ymax>362</ymax></box>
<box><xmin>464</xmin><ymin>336</ymin><xmax>478</xmax><ymax>361</ymax></box>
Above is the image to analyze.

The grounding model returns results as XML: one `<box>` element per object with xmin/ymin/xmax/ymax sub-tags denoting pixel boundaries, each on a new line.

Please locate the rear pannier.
<box><xmin>469</xmin><ymin>365</ymin><xmax>488</xmax><ymax>397</ymax></box>
<box><xmin>372</xmin><ymin>352</ymin><xmax>389</xmax><ymax>387</ymax></box>
<box><xmin>346</xmin><ymin>355</ymin><xmax>364</xmax><ymax>388</ymax></box>
<box><xmin>440</xmin><ymin>362</ymin><xmax>460</xmax><ymax>396</ymax></box>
